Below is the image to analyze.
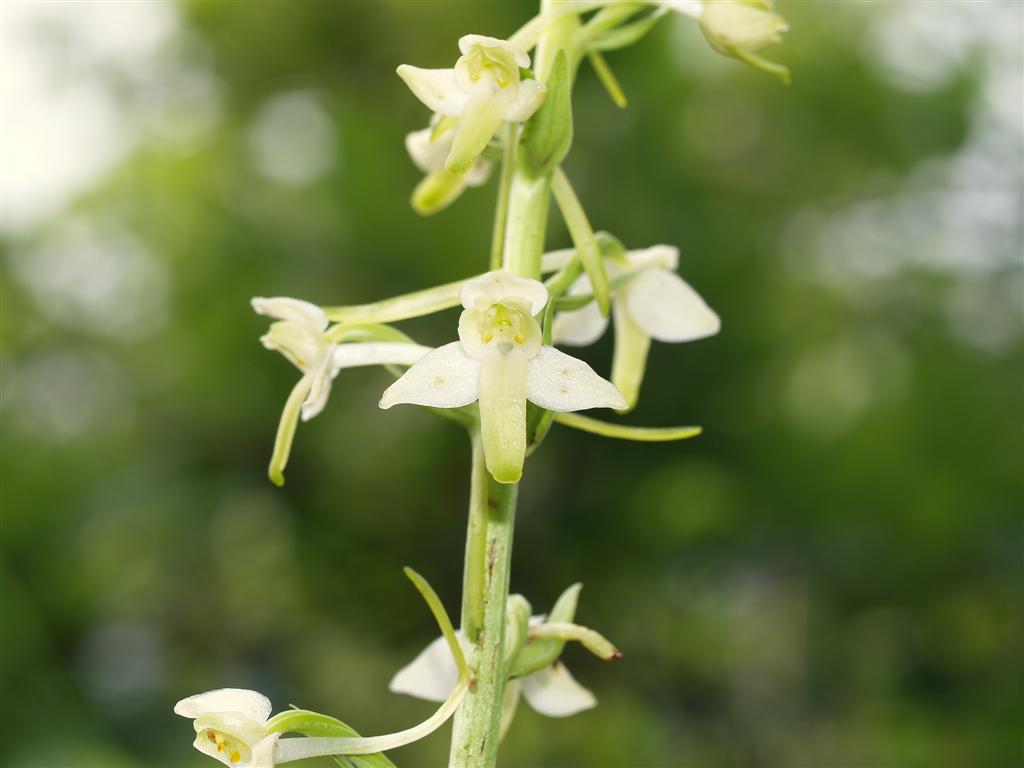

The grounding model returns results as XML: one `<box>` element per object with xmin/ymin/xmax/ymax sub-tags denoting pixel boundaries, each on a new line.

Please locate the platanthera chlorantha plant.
<box><xmin>177</xmin><ymin>2</ymin><xmax>788</xmax><ymax>766</ymax></box>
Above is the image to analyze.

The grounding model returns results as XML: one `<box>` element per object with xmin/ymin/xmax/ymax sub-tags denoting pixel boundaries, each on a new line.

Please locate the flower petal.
<box><xmin>379</xmin><ymin>341</ymin><xmax>481</xmax><ymax>409</ymax></box>
<box><xmin>461</xmin><ymin>271</ymin><xmax>548</xmax><ymax>315</ymax></box>
<box><xmin>332</xmin><ymin>342</ymin><xmax>431</xmax><ymax>371</ymax></box>
<box><xmin>396</xmin><ymin>65</ymin><xmax>470</xmax><ymax>117</ymax></box>
<box><xmin>540</xmin><ymin>247</ymin><xmax>576</xmax><ymax>273</ymax></box>
<box><xmin>458</xmin><ymin>34</ymin><xmax>531</xmax><ymax>68</ymax></box>
<box><xmin>175</xmin><ymin>688</ymin><xmax>273</xmax><ymax>723</ymax></box>
<box><xmin>520</xmin><ymin>662</ymin><xmax>596</xmax><ymax>717</ymax></box>
<box><xmin>300</xmin><ymin>355</ymin><xmax>334</xmax><ymax>422</ymax></box>
<box><xmin>624</xmin><ymin>244</ymin><xmax>679</xmax><ymax>272</ymax></box>
<box><xmin>251</xmin><ymin>297</ymin><xmax>328</xmax><ymax>332</ymax></box>
<box><xmin>268</xmin><ymin>373</ymin><xmax>313</xmax><ymax>487</ymax></box>
<box><xmin>390</xmin><ymin>633</ymin><xmax>461</xmax><ymax>703</ymax></box>
<box><xmin>446</xmin><ymin>88</ymin><xmax>509</xmax><ymax>174</ymax></box>
<box><xmin>503</xmin><ymin>78</ymin><xmax>546</xmax><ymax>123</ymax></box>
<box><xmin>479</xmin><ymin>350</ymin><xmax>530</xmax><ymax>483</ymax></box>
<box><xmin>551</xmin><ymin>275</ymin><xmax>608</xmax><ymax>346</ymax></box>
<box><xmin>664</xmin><ymin>0</ymin><xmax>704</xmax><ymax>19</ymax></box>
<box><xmin>526</xmin><ymin>346</ymin><xmax>627</xmax><ymax>412</ymax></box>
<box><xmin>610</xmin><ymin>300</ymin><xmax>652</xmax><ymax>412</ymax></box>
<box><xmin>405</xmin><ymin>127</ymin><xmax>448</xmax><ymax>173</ymax></box>
<box><xmin>625</xmin><ymin>269</ymin><xmax>720</xmax><ymax>343</ymax></box>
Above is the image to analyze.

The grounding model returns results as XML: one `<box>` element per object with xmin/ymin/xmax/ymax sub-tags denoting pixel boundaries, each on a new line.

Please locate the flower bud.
<box><xmin>699</xmin><ymin>0</ymin><xmax>790</xmax><ymax>83</ymax></box>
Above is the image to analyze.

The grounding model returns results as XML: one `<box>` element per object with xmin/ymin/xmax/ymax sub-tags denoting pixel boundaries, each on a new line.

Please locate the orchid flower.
<box><xmin>544</xmin><ymin>245</ymin><xmax>719</xmax><ymax>410</ymax></box>
<box><xmin>252</xmin><ymin>297</ymin><xmax>430</xmax><ymax>485</ymax></box>
<box><xmin>379</xmin><ymin>271</ymin><xmax>626</xmax><ymax>483</ymax></box>
<box><xmin>175</xmin><ymin>689</ymin><xmax>278</xmax><ymax>767</ymax></box>
<box><xmin>406</xmin><ymin>117</ymin><xmax>493</xmax><ymax>215</ymax></box>
<box><xmin>697</xmin><ymin>0</ymin><xmax>790</xmax><ymax>82</ymax></box>
<box><xmin>397</xmin><ymin>35</ymin><xmax>546</xmax><ymax>175</ymax></box>
<box><xmin>390</xmin><ymin>624</ymin><xmax>597</xmax><ymax>721</ymax></box>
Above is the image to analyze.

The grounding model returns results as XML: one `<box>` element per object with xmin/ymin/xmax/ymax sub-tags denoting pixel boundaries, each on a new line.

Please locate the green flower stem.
<box><xmin>449</xmin><ymin>430</ymin><xmax>518</xmax><ymax>768</ymax></box>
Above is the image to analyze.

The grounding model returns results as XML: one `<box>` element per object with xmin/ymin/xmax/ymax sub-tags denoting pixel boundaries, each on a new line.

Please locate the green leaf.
<box><xmin>553</xmin><ymin>412</ymin><xmax>702</xmax><ymax>441</ymax></box>
<box><xmin>522</xmin><ymin>50</ymin><xmax>573</xmax><ymax>176</ymax></box>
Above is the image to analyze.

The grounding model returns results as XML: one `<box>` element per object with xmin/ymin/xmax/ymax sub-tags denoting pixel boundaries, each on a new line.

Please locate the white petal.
<box><xmin>396</xmin><ymin>65</ymin><xmax>470</xmax><ymax>117</ymax></box>
<box><xmin>405</xmin><ymin>127</ymin><xmax>449</xmax><ymax>173</ymax></box>
<box><xmin>446</xmin><ymin>87</ymin><xmax>509</xmax><ymax>174</ymax></box>
<box><xmin>332</xmin><ymin>342</ymin><xmax>431</xmax><ymax>371</ymax></box>
<box><xmin>248</xmin><ymin>734</ymin><xmax>281</xmax><ymax>768</ymax></box>
<box><xmin>610</xmin><ymin>300</ymin><xmax>652</xmax><ymax>412</ymax></box>
<box><xmin>526</xmin><ymin>346</ymin><xmax>627</xmax><ymax>412</ymax></box>
<box><xmin>389</xmin><ymin>633</ymin><xmax>461</xmax><ymax>703</ymax></box>
<box><xmin>379</xmin><ymin>341</ymin><xmax>481</xmax><ymax>409</ymax></box>
<box><xmin>174</xmin><ymin>688</ymin><xmax>273</xmax><ymax>723</ymax></box>
<box><xmin>478</xmin><ymin>348</ymin><xmax>530</xmax><ymax>484</ymax></box>
<box><xmin>458</xmin><ymin>34</ymin><xmax>531</xmax><ymax>68</ymax></box>
<box><xmin>625</xmin><ymin>269</ymin><xmax>720</xmax><ymax>343</ymax></box>
<box><xmin>663</xmin><ymin>0</ymin><xmax>704</xmax><ymax>19</ymax></box>
<box><xmin>521</xmin><ymin>663</ymin><xmax>596</xmax><ymax>717</ymax></box>
<box><xmin>461</xmin><ymin>271</ymin><xmax>548</xmax><ymax>314</ymax></box>
<box><xmin>625</xmin><ymin>244</ymin><xmax>679</xmax><ymax>272</ymax></box>
<box><xmin>552</xmin><ymin>303</ymin><xmax>608</xmax><ymax>347</ymax></box>
<box><xmin>251</xmin><ymin>297</ymin><xmax>328</xmax><ymax>332</ymax></box>
<box><xmin>464</xmin><ymin>155</ymin><xmax>493</xmax><ymax>186</ymax></box>
<box><xmin>300</xmin><ymin>356</ymin><xmax>334</xmax><ymax>422</ymax></box>
<box><xmin>540</xmin><ymin>248</ymin><xmax>576</xmax><ymax>274</ymax></box>
<box><xmin>503</xmin><ymin>79</ymin><xmax>546</xmax><ymax>123</ymax></box>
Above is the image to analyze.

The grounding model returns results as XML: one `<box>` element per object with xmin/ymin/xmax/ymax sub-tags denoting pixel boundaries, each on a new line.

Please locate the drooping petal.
<box><xmin>526</xmin><ymin>346</ymin><xmax>627</xmax><ymax>412</ymax></box>
<box><xmin>520</xmin><ymin>662</ymin><xmax>597</xmax><ymax>717</ymax></box>
<box><xmin>379</xmin><ymin>341</ymin><xmax>481</xmax><ymax>409</ymax></box>
<box><xmin>624</xmin><ymin>268</ymin><xmax>720</xmax><ymax>343</ymax></box>
<box><xmin>498</xmin><ymin>679</ymin><xmax>523</xmax><ymax>741</ymax></box>
<box><xmin>624</xmin><ymin>244</ymin><xmax>679</xmax><ymax>272</ymax></box>
<box><xmin>251</xmin><ymin>297</ymin><xmax>328</xmax><ymax>331</ymax></box>
<box><xmin>268</xmin><ymin>373</ymin><xmax>313</xmax><ymax>487</ymax></box>
<box><xmin>610</xmin><ymin>300</ymin><xmax>652</xmax><ymax>413</ymax></box>
<box><xmin>405</xmin><ymin>127</ymin><xmax>448</xmax><ymax>173</ymax></box>
<box><xmin>332</xmin><ymin>342</ymin><xmax>431</xmax><ymax>372</ymax></box>
<box><xmin>389</xmin><ymin>634</ymin><xmax>461</xmax><ymax>703</ymax></box>
<box><xmin>461</xmin><ymin>271</ymin><xmax>548</xmax><ymax>314</ymax></box>
<box><xmin>446</xmin><ymin>87</ymin><xmax>510</xmax><ymax>174</ymax></box>
<box><xmin>503</xmin><ymin>78</ymin><xmax>546</xmax><ymax>123</ymax></box>
<box><xmin>396</xmin><ymin>65</ymin><xmax>471</xmax><ymax>117</ymax></box>
<box><xmin>479</xmin><ymin>349</ymin><xmax>530</xmax><ymax>484</ymax></box>
<box><xmin>412</xmin><ymin>170</ymin><xmax>472</xmax><ymax>215</ymax></box>
<box><xmin>175</xmin><ymin>688</ymin><xmax>273</xmax><ymax>723</ymax></box>
<box><xmin>300</xmin><ymin>355</ymin><xmax>334</xmax><ymax>422</ymax></box>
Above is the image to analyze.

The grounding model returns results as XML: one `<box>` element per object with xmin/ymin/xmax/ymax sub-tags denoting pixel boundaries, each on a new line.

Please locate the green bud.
<box><xmin>522</xmin><ymin>50</ymin><xmax>573</xmax><ymax>176</ymax></box>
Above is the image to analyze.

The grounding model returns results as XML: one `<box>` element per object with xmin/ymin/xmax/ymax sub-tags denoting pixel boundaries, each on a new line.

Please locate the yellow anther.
<box><xmin>514</xmin><ymin>334</ymin><xmax>525</xmax><ymax>345</ymax></box>
<box><xmin>230</xmin><ymin>751</ymin><xmax>241</xmax><ymax>763</ymax></box>
<box><xmin>483</xmin><ymin>332</ymin><xmax>493</xmax><ymax>344</ymax></box>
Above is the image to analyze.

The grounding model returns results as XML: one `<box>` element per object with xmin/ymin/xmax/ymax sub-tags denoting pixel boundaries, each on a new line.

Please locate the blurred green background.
<box><xmin>2</xmin><ymin>2</ymin><xmax>1022</xmax><ymax>766</ymax></box>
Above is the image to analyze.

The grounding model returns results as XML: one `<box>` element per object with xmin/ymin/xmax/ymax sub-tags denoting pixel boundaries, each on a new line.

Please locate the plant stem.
<box><xmin>449</xmin><ymin>431</ymin><xmax>518</xmax><ymax>768</ymax></box>
<box><xmin>449</xmin><ymin>6</ymin><xmax>584</xmax><ymax>766</ymax></box>
<box><xmin>490</xmin><ymin>124</ymin><xmax>517</xmax><ymax>272</ymax></box>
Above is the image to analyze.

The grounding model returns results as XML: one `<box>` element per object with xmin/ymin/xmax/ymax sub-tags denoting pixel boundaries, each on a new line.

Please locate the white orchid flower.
<box><xmin>397</xmin><ymin>35</ymin><xmax>546</xmax><ymax>174</ymax></box>
<box><xmin>379</xmin><ymin>271</ymin><xmax>626</xmax><ymax>483</ymax></box>
<box><xmin>390</xmin><ymin>625</ymin><xmax>596</xmax><ymax>720</ymax></box>
<box><xmin>252</xmin><ymin>297</ymin><xmax>430</xmax><ymax>485</ymax></box>
<box><xmin>406</xmin><ymin>118</ymin><xmax>493</xmax><ymax>215</ymax></box>
<box><xmin>698</xmin><ymin>0</ymin><xmax>790</xmax><ymax>82</ymax></box>
<box><xmin>544</xmin><ymin>245</ymin><xmax>719</xmax><ymax>410</ymax></box>
<box><xmin>175</xmin><ymin>689</ymin><xmax>278</xmax><ymax>767</ymax></box>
